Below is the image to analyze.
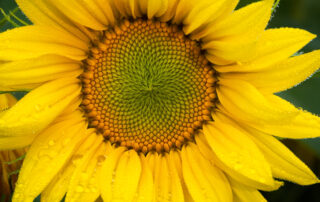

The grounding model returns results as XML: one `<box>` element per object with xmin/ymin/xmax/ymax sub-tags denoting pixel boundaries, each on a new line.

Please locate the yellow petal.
<box><xmin>0</xmin><ymin>136</ymin><xmax>34</xmax><ymax>150</ymax></box>
<box><xmin>203</xmin><ymin>0</ymin><xmax>274</xmax><ymax>40</ymax></box>
<box><xmin>152</xmin><ymin>154</ymin><xmax>184</xmax><ymax>202</ymax></box>
<box><xmin>41</xmin><ymin>131</ymin><xmax>102</xmax><ymax>202</ymax></box>
<box><xmin>0</xmin><ymin>78</ymin><xmax>81</xmax><ymax>138</ymax></box>
<box><xmin>16</xmin><ymin>0</ymin><xmax>90</xmax><ymax>41</ymax></box>
<box><xmin>166</xmin><ymin>153</ymin><xmax>184</xmax><ymax>202</ymax></box>
<box><xmin>66</xmin><ymin>140</ymin><xmax>106</xmax><ymax>202</ymax></box>
<box><xmin>215</xmin><ymin>28</ymin><xmax>316</xmax><ymax>72</ymax></box>
<box><xmin>159</xmin><ymin>0</ymin><xmax>179</xmax><ymax>22</ymax></box>
<box><xmin>48</xmin><ymin>0</ymin><xmax>109</xmax><ymax>30</ymax></box>
<box><xmin>12</xmin><ymin>111</ymin><xmax>87</xmax><ymax>202</ymax></box>
<box><xmin>112</xmin><ymin>150</ymin><xmax>141</xmax><ymax>202</ymax></box>
<box><xmin>202</xmin><ymin>0</ymin><xmax>274</xmax><ymax>62</ymax></box>
<box><xmin>95</xmin><ymin>0</ymin><xmax>116</xmax><ymax>24</ymax></box>
<box><xmin>133</xmin><ymin>154</ymin><xmax>154</xmax><ymax>202</ymax></box>
<box><xmin>147</xmin><ymin>0</ymin><xmax>168</xmax><ymax>19</ymax></box>
<box><xmin>172</xmin><ymin>0</ymin><xmax>198</xmax><ymax>24</ymax></box>
<box><xmin>99</xmin><ymin>147</ymin><xmax>126</xmax><ymax>202</ymax></box>
<box><xmin>203</xmin><ymin>120</ymin><xmax>280</xmax><ymax>191</ymax></box>
<box><xmin>218</xmin><ymin>78</ymin><xmax>297</xmax><ymax>124</ymax></box>
<box><xmin>113</xmin><ymin>0</ymin><xmax>135</xmax><ymax>18</ymax></box>
<box><xmin>0</xmin><ymin>26</ymin><xmax>88</xmax><ymax>61</ymax></box>
<box><xmin>183</xmin><ymin>0</ymin><xmax>231</xmax><ymax>34</ymax></box>
<box><xmin>214</xmin><ymin>110</ymin><xmax>319</xmax><ymax>185</ymax></box>
<box><xmin>190</xmin><ymin>0</ymin><xmax>239</xmax><ymax>40</ymax></box>
<box><xmin>181</xmin><ymin>143</ymin><xmax>232</xmax><ymax>202</ymax></box>
<box><xmin>248</xmin><ymin>128</ymin><xmax>319</xmax><ymax>185</ymax></box>
<box><xmin>153</xmin><ymin>154</ymin><xmax>169</xmax><ymax>202</ymax></box>
<box><xmin>0</xmin><ymin>93</ymin><xmax>17</xmax><ymax>111</ymax></box>
<box><xmin>250</xmin><ymin>95</ymin><xmax>320</xmax><ymax>139</ymax></box>
<box><xmin>223</xmin><ymin>50</ymin><xmax>320</xmax><ymax>93</ymax></box>
<box><xmin>0</xmin><ymin>55</ymin><xmax>82</xmax><ymax>91</ymax></box>
<box><xmin>229</xmin><ymin>178</ymin><xmax>267</xmax><ymax>202</ymax></box>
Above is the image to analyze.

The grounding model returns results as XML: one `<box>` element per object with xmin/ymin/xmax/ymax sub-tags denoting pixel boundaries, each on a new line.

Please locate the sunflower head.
<box><xmin>81</xmin><ymin>19</ymin><xmax>217</xmax><ymax>153</ymax></box>
<box><xmin>0</xmin><ymin>0</ymin><xmax>320</xmax><ymax>202</ymax></box>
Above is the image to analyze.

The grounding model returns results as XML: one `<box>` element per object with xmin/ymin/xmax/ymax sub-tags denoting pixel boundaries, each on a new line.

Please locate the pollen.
<box><xmin>81</xmin><ymin>19</ymin><xmax>217</xmax><ymax>154</ymax></box>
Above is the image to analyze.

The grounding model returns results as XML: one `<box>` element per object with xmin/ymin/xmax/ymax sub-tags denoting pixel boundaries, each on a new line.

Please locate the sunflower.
<box><xmin>0</xmin><ymin>94</ymin><xmax>26</xmax><ymax>201</ymax></box>
<box><xmin>0</xmin><ymin>0</ymin><xmax>320</xmax><ymax>201</ymax></box>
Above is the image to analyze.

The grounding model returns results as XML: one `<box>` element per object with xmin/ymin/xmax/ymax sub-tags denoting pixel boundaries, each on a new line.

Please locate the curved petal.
<box><xmin>217</xmin><ymin>78</ymin><xmax>297</xmax><ymax>124</ymax></box>
<box><xmin>0</xmin><ymin>93</ymin><xmax>17</xmax><ymax>111</ymax></box>
<box><xmin>0</xmin><ymin>26</ymin><xmax>88</xmax><ymax>61</ymax></box>
<box><xmin>229</xmin><ymin>178</ymin><xmax>267</xmax><ymax>202</ymax></box>
<box><xmin>203</xmin><ymin>120</ymin><xmax>281</xmax><ymax>191</ymax></box>
<box><xmin>47</xmin><ymin>0</ymin><xmax>110</xmax><ymax>30</ymax></box>
<box><xmin>166</xmin><ymin>153</ymin><xmax>184</xmax><ymax>202</ymax></box>
<box><xmin>65</xmin><ymin>140</ymin><xmax>107</xmax><ymax>202</ymax></box>
<box><xmin>221</xmin><ymin>50</ymin><xmax>320</xmax><ymax>93</ymax></box>
<box><xmin>151</xmin><ymin>153</ymin><xmax>184</xmax><ymax>202</ymax></box>
<box><xmin>215</xmin><ymin>28</ymin><xmax>316</xmax><ymax>73</ymax></box>
<box><xmin>249</xmin><ymin>95</ymin><xmax>320</xmax><ymax>139</ymax></box>
<box><xmin>182</xmin><ymin>0</ymin><xmax>236</xmax><ymax>35</ymax></box>
<box><xmin>0</xmin><ymin>136</ymin><xmax>34</xmax><ymax>150</ymax></box>
<box><xmin>11</xmin><ymin>111</ymin><xmax>87</xmax><ymax>202</ymax></box>
<box><xmin>110</xmin><ymin>150</ymin><xmax>141</xmax><ymax>202</ymax></box>
<box><xmin>41</xmin><ymin>131</ymin><xmax>102</xmax><ymax>202</ymax></box>
<box><xmin>99</xmin><ymin>147</ymin><xmax>129</xmax><ymax>202</ymax></box>
<box><xmin>132</xmin><ymin>154</ymin><xmax>154</xmax><ymax>202</ymax></box>
<box><xmin>0</xmin><ymin>78</ymin><xmax>81</xmax><ymax>138</ymax></box>
<box><xmin>159</xmin><ymin>0</ymin><xmax>179</xmax><ymax>22</ymax></box>
<box><xmin>0</xmin><ymin>55</ymin><xmax>82</xmax><ymax>91</ymax></box>
<box><xmin>147</xmin><ymin>0</ymin><xmax>169</xmax><ymax>19</ymax></box>
<box><xmin>249</xmin><ymin>129</ymin><xmax>319</xmax><ymax>185</ymax></box>
<box><xmin>181</xmin><ymin>143</ymin><xmax>232</xmax><ymax>202</ymax></box>
<box><xmin>16</xmin><ymin>0</ymin><xmax>90</xmax><ymax>41</ymax></box>
<box><xmin>202</xmin><ymin>0</ymin><xmax>274</xmax><ymax>63</ymax></box>
<box><xmin>214</xmin><ymin>111</ymin><xmax>319</xmax><ymax>185</ymax></box>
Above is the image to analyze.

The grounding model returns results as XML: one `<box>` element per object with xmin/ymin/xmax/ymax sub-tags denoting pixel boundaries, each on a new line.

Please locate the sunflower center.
<box><xmin>81</xmin><ymin>19</ymin><xmax>216</xmax><ymax>153</ymax></box>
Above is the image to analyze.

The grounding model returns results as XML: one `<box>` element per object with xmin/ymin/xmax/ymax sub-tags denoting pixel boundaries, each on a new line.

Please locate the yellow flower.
<box><xmin>0</xmin><ymin>0</ymin><xmax>320</xmax><ymax>201</ymax></box>
<box><xmin>0</xmin><ymin>94</ymin><xmax>26</xmax><ymax>201</ymax></box>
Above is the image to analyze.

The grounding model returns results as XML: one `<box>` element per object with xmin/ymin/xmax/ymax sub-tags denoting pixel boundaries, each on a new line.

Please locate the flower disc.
<box><xmin>81</xmin><ymin>19</ymin><xmax>217</xmax><ymax>153</ymax></box>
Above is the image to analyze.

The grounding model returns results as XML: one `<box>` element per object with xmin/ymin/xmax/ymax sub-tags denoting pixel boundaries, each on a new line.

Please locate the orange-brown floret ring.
<box><xmin>80</xmin><ymin>19</ymin><xmax>217</xmax><ymax>154</ymax></box>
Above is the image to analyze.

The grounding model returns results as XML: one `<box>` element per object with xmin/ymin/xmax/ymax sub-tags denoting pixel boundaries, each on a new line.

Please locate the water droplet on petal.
<box><xmin>49</xmin><ymin>140</ymin><xmax>55</xmax><ymax>146</ymax></box>
<box><xmin>76</xmin><ymin>185</ymin><xmax>84</xmax><ymax>192</ymax></box>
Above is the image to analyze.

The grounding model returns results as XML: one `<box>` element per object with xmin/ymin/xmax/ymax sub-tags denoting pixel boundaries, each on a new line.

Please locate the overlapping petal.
<box><xmin>229</xmin><ymin>178</ymin><xmax>267</xmax><ymax>202</ymax></box>
<box><xmin>0</xmin><ymin>26</ymin><xmax>88</xmax><ymax>61</ymax></box>
<box><xmin>16</xmin><ymin>0</ymin><xmax>91</xmax><ymax>41</ymax></box>
<box><xmin>214</xmin><ymin>111</ymin><xmax>319</xmax><ymax>185</ymax></box>
<box><xmin>215</xmin><ymin>28</ymin><xmax>316</xmax><ymax>72</ymax></box>
<box><xmin>41</xmin><ymin>131</ymin><xmax>102</xmax><ymax>202</ymax></box>
<box><xmin>181</xmin><ymin>143</ymin><xmax>232</xmax><ymax>202</ymax></box>
<box><xmin>249</xmin><ymin>95</ymin><xmax>320</xmax><ymax>139</ymax></box>
<box><xmin>217</xmin><ymin>78</ymin><xmax>297</xmax><ymax>124</ymax></box>
<box><xmin>66</xmin><ymin>140</ymin><xmax>107</xmax><ymax>202</ymax></box>
<box><xmin>0</xmin><ymin>78</ymin><xmax>81</xmax><ymax>138</ymax></box>
<box><xmin>203</xmin><ymin>119</ymin><xmax>281</xmax><ymax>191</ymax></box>
<box><xmin>0</xmin><ymin>55</ymin><xmax>82</xmax><ymax>91</ymax></box>
<box><xmin>181</xmin><ymin>0</ymin><xmax>236</xmax><ymax>34</ymax></box>
<box><xmin>221</xmin><ymin>50</ymin><xmax>320</xmax><ymax>93</ymax></box>
<box><xmin>0</xmin><ymin>93</ymin><xmax>17</xmax><ymax>111</ymax></box>
<box><xmin>132</xmin><ymin>155</ymin><xmax>154</xmax><ymax>202</ymax></box>
<box><xmin>45</xmin><ymin>0</ymin><xmax>111</xmax><ymax>30</ymax></box>
<box><xmin>12</xmin><ymin>111</ymin><xmax>87</xmax><ymax>202</ymax></box>
<box><xmin>201</xmin><ymin>0</ymin><xmax>274</xmax><ymax>63</ymax></box>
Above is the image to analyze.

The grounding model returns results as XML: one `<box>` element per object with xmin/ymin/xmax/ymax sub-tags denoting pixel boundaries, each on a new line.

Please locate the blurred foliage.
<box><xmin>0</xmin><ymin>0</ymin><xmax>320</xmax><ymax>202</ymax></box>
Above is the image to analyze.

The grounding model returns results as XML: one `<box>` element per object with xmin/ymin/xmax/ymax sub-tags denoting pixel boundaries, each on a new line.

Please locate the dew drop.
<box><xmin>48</xmin><ymin>140</ymin><xmax>55</xmax><ymax>146</ymax></box>
<box><xmin>75</xmin><ymin>185</ymin><xmax>84</xmax><ymax>192</ymax></box>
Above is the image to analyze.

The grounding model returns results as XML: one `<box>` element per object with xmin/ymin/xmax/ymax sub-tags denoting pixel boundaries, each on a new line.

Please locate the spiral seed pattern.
<box><xmin>81</xmin><ymin>19</ymin><xmax>217</xmax><ymax>153</ymax></box>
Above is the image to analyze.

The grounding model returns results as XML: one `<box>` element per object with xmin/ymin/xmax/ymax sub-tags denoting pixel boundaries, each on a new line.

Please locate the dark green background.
<box><xmin>1</xmin><ymin>0</ymin><xmax>320</xmax><ymax>201</ymax></box>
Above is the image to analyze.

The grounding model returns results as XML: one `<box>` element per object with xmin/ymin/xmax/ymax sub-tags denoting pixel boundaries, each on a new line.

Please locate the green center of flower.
<box><xmin>81</xmin><ymin>19</ymin><xmax>217</xmax><ymax>153</ymax></box>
